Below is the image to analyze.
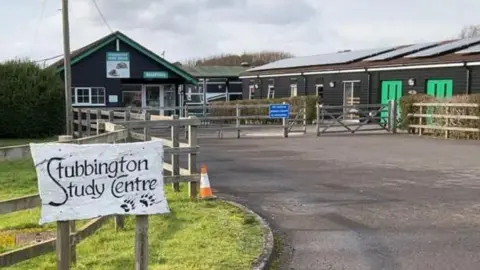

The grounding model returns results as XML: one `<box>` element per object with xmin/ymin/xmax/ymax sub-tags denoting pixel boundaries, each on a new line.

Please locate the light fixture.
<box><xmin>329</xmin><ymin>81</ymin><xmax>335</xmax><ymax>87</ymax></box>
<box><xmin>408</xmin><ymin>78</ymin><xmax>416</xmax><ymax>86</ymax></box>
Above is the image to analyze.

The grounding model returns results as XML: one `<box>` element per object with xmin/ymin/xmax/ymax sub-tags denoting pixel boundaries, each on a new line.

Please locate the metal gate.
<box><xmin>316</xmin><ymin>100</ymin><xmax>398</xmax><ymax>136</ymax></box>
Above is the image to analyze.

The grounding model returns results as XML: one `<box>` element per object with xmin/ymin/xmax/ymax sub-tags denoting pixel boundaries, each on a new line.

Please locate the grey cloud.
<box><xmin>89</xmin><ymin>0</ymin><xmax>316</xmax><ymax>33</ymax></box>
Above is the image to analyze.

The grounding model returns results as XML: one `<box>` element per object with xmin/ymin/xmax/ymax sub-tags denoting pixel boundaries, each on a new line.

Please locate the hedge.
<box><xmin>0</xmin><ymin>59</ymin><xmax>65</xmax><ymax>138</ymax></box>
<box><xmin>399</xmin><ymin>94</ymin><xmax>480</xmax><ymax>140</ymax></box>
<box><xmin>208</xmin><ymin>95</ymin><xmax>320</xmax><ymax>123</ymax></box>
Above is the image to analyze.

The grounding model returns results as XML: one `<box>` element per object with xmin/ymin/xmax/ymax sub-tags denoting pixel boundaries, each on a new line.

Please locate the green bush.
<box><xmin>0</xmin><ymin>59</ymin><xmax>64</xmax><ymax>138</ymax></box>
<box><xmin>209</xmin><ymin>95</ymin><xmax>320</xmax><ymax>123</ymax></box>
<box><xmin>399</xmin><ymin>93</ymin><xmax>480</xmax><ymax>140</ymax></box>
<box><xmin>398</xmin><ymin>94</ymin><xmax>436</xmax><ymax>129</ymax></box>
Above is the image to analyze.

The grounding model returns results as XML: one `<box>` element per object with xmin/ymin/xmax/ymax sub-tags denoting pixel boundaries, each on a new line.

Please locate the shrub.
<box><xmin>0</xmin><ymin>59</ymin><xmax>64</xmax><ymax>138</ymax></box>
<box><xmin>398</xmin><ymin>94</ymin><xmax>436</xmax><ymax>129</ymax></box>
<box><xmin>209</xmin><ymin>95</ymin><xmax>320</xmax><ymax>123</ymax></box>
<box><xmin>399</xmin><ymin>93</ymin><xmax>480</xmax><ymax>140</ymax></box>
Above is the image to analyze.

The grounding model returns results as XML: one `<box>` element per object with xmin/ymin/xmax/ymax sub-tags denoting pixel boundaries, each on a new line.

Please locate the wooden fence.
<box><xmin>407</xmin><ymin>103</ymin><xmax>480</xmax><ymax>139</ymax></box>
<box><xmin>72</xmin><ymin>103</ymin><xmax>307</xmax><ymax>139</ymax></box>
<box><xmin>0</xmin><ymin>115</ymin><xmax>201</xmax><ymax>268</ymax></box>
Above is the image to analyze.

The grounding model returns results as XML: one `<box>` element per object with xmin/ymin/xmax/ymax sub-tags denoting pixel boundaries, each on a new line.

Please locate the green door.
<box><xmin>426</xmin><ymin>80</ymin><xmax>453</xmax><ymax>98</ymax></box>
<box><xmin>381</xmin><ymin>80</ymin><xmax>402</xmax><ymax>121</ymax></box>
<box><xmin>426</xmin><ymin>80</ymin><xmax>453</xmax><ymax>124</ymax></box>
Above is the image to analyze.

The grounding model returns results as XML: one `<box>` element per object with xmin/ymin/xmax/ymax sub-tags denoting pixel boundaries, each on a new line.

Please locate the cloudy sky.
<box><xmin>1</xmin><ymin>0</ymin><xmax>479</xmax><ymax>64</ymax></box>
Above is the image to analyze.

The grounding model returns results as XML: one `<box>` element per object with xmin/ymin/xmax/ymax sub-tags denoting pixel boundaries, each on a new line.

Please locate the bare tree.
<box><xmin>181</xmin><ymin>51</ymin><xmax>294</xmax><ymax>67</ymax></box>
<box><xmin>460</xmin><ymin>24</ymin><xmax>480</xmax><ymax>38</ymax></box>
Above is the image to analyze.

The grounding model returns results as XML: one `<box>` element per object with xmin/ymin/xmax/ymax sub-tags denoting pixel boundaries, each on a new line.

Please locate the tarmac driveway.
<box><xmin>197</xmin><ymin>134</ymin><xmax>480</xmax><ymax>270</ymax></box>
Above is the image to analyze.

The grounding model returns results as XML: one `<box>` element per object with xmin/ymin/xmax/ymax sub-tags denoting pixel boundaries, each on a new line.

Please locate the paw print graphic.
<box><xmin>120</xmin><ymin>198</ymin><xmax>136</xmax><ymax>212</ymax></box>
<box><xmin>139</xmin><ymin>194</ymin><xmax>157</xmax><ymax>207</ymax></box>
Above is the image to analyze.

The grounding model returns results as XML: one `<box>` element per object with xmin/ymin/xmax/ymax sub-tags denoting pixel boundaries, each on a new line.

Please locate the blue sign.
<box><xmin>269</xmin><ymin>104</ymin><xmax>290</xmax><ymax>119</ymax></box>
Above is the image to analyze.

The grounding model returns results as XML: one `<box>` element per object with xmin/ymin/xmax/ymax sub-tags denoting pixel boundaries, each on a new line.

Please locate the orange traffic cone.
<box><xmin>200</xmin><ymin>164</ymin><xmax>216</xmax><ymax>200</ymax></box>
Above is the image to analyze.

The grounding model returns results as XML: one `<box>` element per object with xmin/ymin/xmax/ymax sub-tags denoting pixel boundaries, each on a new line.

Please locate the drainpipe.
<box><xmin>366</xmin><ymin>69</ymin><xmax>371</xmax><ymax>104</ymax></box>
<box><xmin>302</xmin><ymin>73</ymin><xmax>308</xmax><ymax>96</ymax></box>
<box><xmin>466</xmin><ymin>64</ymin><xmax>471</xmax><ymax>94</ymax></box>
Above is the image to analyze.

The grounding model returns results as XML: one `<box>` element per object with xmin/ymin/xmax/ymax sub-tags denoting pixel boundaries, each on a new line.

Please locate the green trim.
<box><xmin>56</xmin><ymin>32</ymin><xmax>197</xmax><ymax>83</ymax></box>
<box><xmin>56</xmin><ymin>36</ymin><xmax>117</xmax><ymax>73</ymax></box>
<box><xmin>116</xmin><ymin>34</ymin><xmax>196</xmax><ymax>83</ymax></box>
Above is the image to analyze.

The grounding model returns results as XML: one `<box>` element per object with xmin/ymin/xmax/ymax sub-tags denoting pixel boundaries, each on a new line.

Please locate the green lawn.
<box><xmin>0</xmin><ymin>137</ymin><xmax>56</xmax><ymax>148</ymax></box>
<box><xmin>1</xmin><ymin>159</ymin><xmax>264</xmax><ymax>269</ymax></box>
<box><xmin>5</xmin><ymin>190</ymin><xmax>263</xmax><ymax>270</ymax></box>
<box><xmin>0</xmin><ymin>158</ymin><xmax>37</xmax><ymax>200</ymax></box>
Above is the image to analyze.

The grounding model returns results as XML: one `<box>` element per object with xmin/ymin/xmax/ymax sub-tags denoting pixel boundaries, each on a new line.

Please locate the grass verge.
<box><xmin>0</xmin><ymin>137</ymin><xmax>56</xmax><ymax>148</ymax></box>
<box><xmin>0</xmin><ymin>159</ymin><xmax>37</xmax><ymax>200</ymax></box>
<box><xmin>1</xmin><ymin>159</ymin><xmax>264</xmax><ymax>269</ymax></box>
<box><xmin>5</xmin><ymin>189</ymin><xmax>263</xmax><ymax>270</ymax></box>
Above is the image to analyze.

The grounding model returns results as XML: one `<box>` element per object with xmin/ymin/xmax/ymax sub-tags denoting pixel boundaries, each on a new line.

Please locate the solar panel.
<box><xmin>363</xmin><ymin>42</ymin><xmax>440</xmax><ymax>61</ymax></box>
<box><xmin>247</xmin><ymin>47</ymin><xmax>396</xmax><ymax>71</ymax></box>
<box><xmin>455</xmin><ymin>43</ymin><xmax>480</xmax><ymax>54</ymax></box>
<box><xmin>405</xmin><ymin>37</ymin><xmax>480</xmax><ymax>58</ymax></box>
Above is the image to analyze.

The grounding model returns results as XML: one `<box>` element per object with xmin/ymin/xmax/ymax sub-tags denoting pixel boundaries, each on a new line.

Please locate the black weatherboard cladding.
<box><xmin>467</xmin><ymin>67</ymin><xmax>480</xmax><ymax>94</ymax></box>
<box><xmin>373</xmin><ymin>67</ymin><xmax>468</xmax><ymax>99</ymax></box>
<box><xmin>305</xmin><ymin>73</ymin><xmax>369</xmax><ymax>105</ymax></box>
<box><xmin>259</xmin><ymin>76</ymin><xmax>306</xmax><ymax>98</ymax></box>
<box><xmin>61</xmin><ymin>39</ymin><xmax>183</xmax><ymax>107</ymax></box>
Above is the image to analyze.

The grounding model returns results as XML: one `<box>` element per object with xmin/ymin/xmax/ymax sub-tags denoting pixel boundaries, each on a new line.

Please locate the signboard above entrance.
<box><xmin>106</xmin><ymin>52</ymin><xmax>130</xmax><ymax>78</ymax></box>
<box><xmin>144</xmin><ymin>71</ymin><xmax>168</xmax><ymax>79</ymax></box>
<box><xmin>30</xmin><ymin>140</ymin><xmax>169</xmax><ymax>224</ymax></box>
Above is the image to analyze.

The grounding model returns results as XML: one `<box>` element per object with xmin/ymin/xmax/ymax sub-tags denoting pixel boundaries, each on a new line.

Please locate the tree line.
<box><xmin>182</xmin><ymin>51</ymin><xmax>294</xmax><ymax>67</ymax></box>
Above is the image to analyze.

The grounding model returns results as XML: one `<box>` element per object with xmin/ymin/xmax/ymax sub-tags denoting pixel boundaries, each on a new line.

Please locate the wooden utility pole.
<box><xmin>62</xmin><ymin>0</ymin><xmax>73</xmax><ymax>135</ymax></box>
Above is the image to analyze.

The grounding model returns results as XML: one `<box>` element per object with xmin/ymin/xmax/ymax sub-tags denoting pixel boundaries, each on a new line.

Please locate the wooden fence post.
<box><xmin>77</xmin><ymin>109</ymin><xmax>83</xmax><ymax>138</ymax></box>
<box><xmin>316</xmin><ymin>104</ymin><xmax>320</xmax><ymax>136</ymax></box>
<box><xmin>171</xmin><ymin>115</ymin><xmax>180</xmax><ymax>192</ymax></box>
<box><xmin>236</xmin><ymin>104</ymin><xmax>241</xmax><ymax>139</ymax></box>
<box><xmin>282</xmin><ymin>102</ymin><xmax>288</xmax><ymax>138</ymax></box>
<box><xmin>134</xmin><ymin>123</ymin><xmax>150</xmax><ymax>269</ymax></box>
<box><xmin>445</xmin><ymin>106</ymin><xmax>450</xmax><ymax>139</ymax></box>
<box><xmin>96</xmin><ymin>110</ymin><xmax>102</xmax><ymax>135</ymax></box>
<box><xmin>125</xmin><ymin>110</ymin><xmax>131</xmax><ymax>121</ymax></box>
<box><xmin>57</xmin><ymin>135</ymin><xmax>72</xmax><ymax>270</ymax></box>
<box><xmin>388</xmin><ymin>100</ymin><xmax>397</xmax><ymax>134</ymax></box>
<box><xmin>108</xmin><ymin>111</ymin><xmax>114</xmax><ymax>123</ymax></box>
<box><xmin>70</xmin><ymin>221</ymin><xmax>76</xmax><ymax>266</ymax></box>
<box><xmin>303</xmin><ymin>100</ymin><xmax>307</xmax><ymax>134</ymax></box>
<box><xmin>85</xmin><ymin>110</ymin><xmax>91</xmax><ymax>137</ymax></box>
<box><xmin>135</xmin><ymin>215</ymin><xmax>149</xmax><ymax>270</ymax></box>
<box><xmin>419</xmin><ymin>105</ymin><xmax>423</xmax><ymax>136</ymax></box>
<box><xmin>188</xmin><ymin>117</ymin><xmax>198</xmax><ymax>199</ymax></box>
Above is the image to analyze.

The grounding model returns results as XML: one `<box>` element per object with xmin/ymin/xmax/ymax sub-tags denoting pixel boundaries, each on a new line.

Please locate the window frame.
<box><xmin>72</xmin><ymin>87</ymin><xmax>106</xmax><ymax>106</ymax></box>
<box><xmin>315</xmin><ymin>84</ymin><xmax>324</xmax><ymax>98</ymax></box>
<box><xmin>290</xmin><ymin>84</ymin><xmax>298</xmax><ymax>97</ymax></box>
<box><xmin>248</xmin><ymin>84</ymin><xmax>255</xmax><ymax>100</ymax></box>
<box><xmin>267</xmin><ymin>85</ymin><xmax>275</xmax><ymax>99</ymax></box>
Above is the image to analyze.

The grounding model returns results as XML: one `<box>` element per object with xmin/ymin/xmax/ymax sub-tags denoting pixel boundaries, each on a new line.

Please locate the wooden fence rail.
<box><xmin>408</xmin><ymin>103</ymin><xmax>480</xmax><ymax>139</ymax></box>
<box><xmin>1</xmin><ymin>116</ymin><xmax>201</xmax><ymax>268</ymax></box>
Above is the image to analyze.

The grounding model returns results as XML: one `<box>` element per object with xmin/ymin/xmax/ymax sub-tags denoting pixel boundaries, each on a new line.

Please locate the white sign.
<box><xmin>108</xmin><ymin>95</ymin><xmax>119</xmax><ymax>103</ymax></box>
<box><xmin>30</xmin><ymin>140</ymin><xmax>168</xmax><ymax>224</ymax></box>
<box><xmin>106</xmin><ymin>52</ymin><xmax>130</xmax><ymax>78</ymax></box>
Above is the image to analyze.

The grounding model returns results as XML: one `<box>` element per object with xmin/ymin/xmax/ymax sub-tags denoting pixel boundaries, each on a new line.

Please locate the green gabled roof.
<box><xmin>53</xmin><ymin>31</ymin><xmax>197</xmax><ymax>83</ymax></box>
<box><xmin>178</xmin><ymin>65</ymin><xmax>248</xmax><ymax>78</ymax></box>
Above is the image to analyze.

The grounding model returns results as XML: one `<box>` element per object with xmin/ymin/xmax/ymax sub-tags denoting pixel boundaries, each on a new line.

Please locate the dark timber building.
<box><xmin>239</xmin><ymin>37</ymin><xmax>480</xmax><ymax>107</ymax></box>
<box><xmin>52</xmin><ymin>31</ymin><xmax>198</xmax><ymax>116</ymax></box>
<box><xmin>177</xmin><ymin>65</ymin><xmax>247</xmax><ymax>104</ymax></box>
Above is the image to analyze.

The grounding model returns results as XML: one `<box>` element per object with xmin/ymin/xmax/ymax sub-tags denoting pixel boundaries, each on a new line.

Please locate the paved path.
<box><xmin>198</xmin><ymin>134</ymin><xmax>480</xmax><ymax>270</ymax></box>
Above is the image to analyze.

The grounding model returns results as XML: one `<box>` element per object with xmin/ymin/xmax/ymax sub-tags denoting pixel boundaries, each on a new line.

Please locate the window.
<box><xmin>72</xmin><ymin>87</ymin><xmax>106</xmax><ymax>106</ymax></box>
<box><xmin>290</xmin><ymin>84</ymin><xmax>298</xmax><ymax>97</ymax></box>
<box><xmin>342</xmin><ymin>81</ymin><xmax>360</xmax><ymax>120</ymax></box>
<box><xmin>122</xmin><ymin>91</ymin><xmax>142</xmax><ymax>107</ymax></box>
<box><xmin>267</xmin><ymin>85</ymin><xmax>275</xmax><ymax>99</ymax></box>
<box><xmin>316</xmin><ymin>84</ymin><xmax>324</xmax><ymax>99</ymax></box>
<box><xmin>249</xmin><ymin>83</ymin><xmax>256</xmax><ymax>100</ymax></box>
<box><xmin>267</xmin><ymin>79</ymin><xmax>275</xmax><ymax>99</ymax></box>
